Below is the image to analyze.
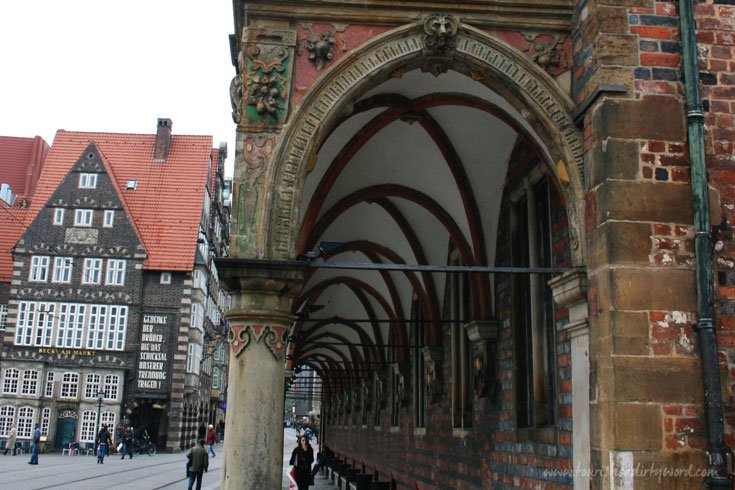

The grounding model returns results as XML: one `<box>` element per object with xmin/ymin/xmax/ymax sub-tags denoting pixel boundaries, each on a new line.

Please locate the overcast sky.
<box><xmin>0</xmin><ymin>1</ymin><xmax>236</xmax><ymax>176</ymax></box>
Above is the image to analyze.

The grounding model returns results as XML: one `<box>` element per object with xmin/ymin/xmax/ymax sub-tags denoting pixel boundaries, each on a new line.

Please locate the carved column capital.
<box><xmin>217</xmin><ymin>258</ymin><xmax>308</xmax><ymax>359</ymax></box>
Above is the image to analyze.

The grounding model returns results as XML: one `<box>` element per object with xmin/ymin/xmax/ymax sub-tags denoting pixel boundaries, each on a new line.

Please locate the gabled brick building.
<box><xmin>0</xmin><ymin>120</ymin><xmax>230</xmax><ymax>451</ymax></box>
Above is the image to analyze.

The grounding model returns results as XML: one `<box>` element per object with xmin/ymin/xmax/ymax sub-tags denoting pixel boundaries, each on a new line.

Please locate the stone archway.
<box><xmin>257</xmin><ymin>20</ymin><xmax>585</xmax><ymax>264</ymax></box>
<box><xmin>221</xmin><ymin>16</ymin><xmax>588</xmax><ymax>490</ymax></box>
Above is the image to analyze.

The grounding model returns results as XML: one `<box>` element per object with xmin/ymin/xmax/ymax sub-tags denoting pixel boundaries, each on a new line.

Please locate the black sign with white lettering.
<box><xmin>135</xmin><ymin>313</ymin><xmax>175</xmax><ymax>395</ymax></box>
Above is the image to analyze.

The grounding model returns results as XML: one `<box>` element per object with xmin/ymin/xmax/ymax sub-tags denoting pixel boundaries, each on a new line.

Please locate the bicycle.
<box><xmin>134</xmin><ymin>435</ymin><xmax>157</xmax><ymax>456</ymax></box>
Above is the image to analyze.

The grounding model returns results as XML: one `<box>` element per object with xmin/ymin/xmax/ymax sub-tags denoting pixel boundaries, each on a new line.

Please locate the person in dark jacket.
<box><xmin>120</xmin><ymin>426</ymin><xmax>134</xmax><ymax>459</ymax></box>
<box><xmin>96</xmin><ymin>424</ymin><xmax>112</xmax><ymax>463</ymax></box>
<box><xmin>186</xmin><ymin>439</ymin><xmax>209</xmax><ymax>490</ymax></box>
<box><xmin>28</xmin><ymin>426</ymin><xmax>40</xmax><ymax>465</ymax></box>
<box><xmin>289</xmin><ymin>435</ymin><xmax>314</xmax><ymax>490</ymax></box>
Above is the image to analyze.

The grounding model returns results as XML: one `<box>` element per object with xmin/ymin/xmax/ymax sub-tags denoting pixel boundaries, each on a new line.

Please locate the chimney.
<box><xmin>153</xmin><ymin>118</ymin><xmax>172</xmax><ymax>161</ymax></box>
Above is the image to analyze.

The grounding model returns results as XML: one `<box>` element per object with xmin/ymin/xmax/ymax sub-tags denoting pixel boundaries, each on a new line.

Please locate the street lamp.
<box><xmin>95</xmin><ymin>390</ymin><xmax>105</xmax><ymax>452</ymax></box>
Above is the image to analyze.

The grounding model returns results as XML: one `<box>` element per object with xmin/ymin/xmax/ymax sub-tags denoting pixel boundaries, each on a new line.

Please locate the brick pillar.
<box><xmin>574</xmin><ymin>0</ymin><xmax>711</xmax><ymax>487</ymax></box>
<box><xmin>217</xmin><ymin>259</ymin><xmax>307</xmax><ymax>490</ymax></box>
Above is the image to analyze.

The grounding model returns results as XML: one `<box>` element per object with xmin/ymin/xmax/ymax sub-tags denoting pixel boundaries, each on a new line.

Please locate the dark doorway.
<box><xmin>131</xmin><ymin>400</ymin><xmax>166</xmax><ymax>447</ymax></box>
<box><xmin>55</xmin><ymin>417</ymin><xmax>76</xmax><ymax>451</ymax></box>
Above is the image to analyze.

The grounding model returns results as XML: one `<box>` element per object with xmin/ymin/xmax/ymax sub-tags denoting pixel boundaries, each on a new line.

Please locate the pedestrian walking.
<box><xmin>28</xmin><ymin>426</ymin><xmax>40</xmax><ymax>465</ymax></box>
<box><xmin>289</xmin><ymin>435</ymin><xmax>314</xmax><ymax>490</ymax></box>
<box><xmin>186</xmin><ymin>439</ymin><xmax>209</xmax><ymax>490</ymax></box>
<box><xmin>96</xmin><ymin>424</ymin><xmax>112</xmax><ymax>463</ymax></box>
<box><xmin>205</xmin><ymin>424</ymin><xmax>218</xmax><ymax>458</ymax></box>
<box><xmin>3</xmin><ymin>425</ymin><xmax>16</xmax><ymax>455</ymax></box>
<box><xmin>120</xmin><ymin>426</ymin><xmax>134</xmax><ymax>459</ymax></box>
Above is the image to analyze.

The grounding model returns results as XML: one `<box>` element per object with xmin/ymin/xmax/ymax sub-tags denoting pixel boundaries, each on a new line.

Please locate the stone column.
<box><xmin>217</xmin><ymin>259</ymin><xmax>307</xmax><ymax>490</ymax></box>
<box><xmin>550</xmin><ymin>270</ymin><xmax>589</xmax><ymax>490</ymax></box>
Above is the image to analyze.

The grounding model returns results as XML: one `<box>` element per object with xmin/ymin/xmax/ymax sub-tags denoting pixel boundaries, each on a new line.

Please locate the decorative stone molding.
<box><xmin>227</xmin><ymin>324</ymin><xmax>289</xmax><ymax>359</ymax></box>
<box><xmin>548</xmin><ymin>269</ymin><xmax>589</xmax><ymax>337</ymax></box>
<box><xmin>421</xmin><ymin>14</ymin><xmax>459</xmax><ymax>76</ymax></box>
<box><xmin>464</xmin><ymin>320</ymin><xmax>500</xmax><ymax>398</ymax></box>
<box><xmin>422</xmin><ymin>346</ymin><xmax>444</xmax><ymax>404</ymax></box>
<box><xmin>267</xmin><ymin>22</ymin><xmax>584</xmax><ymax>261</ymax></box>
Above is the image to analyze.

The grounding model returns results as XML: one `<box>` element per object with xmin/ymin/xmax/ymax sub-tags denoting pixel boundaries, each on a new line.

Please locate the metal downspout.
<box><xmin>678</xmin><ymin>0</ymin><xmax>732</xmax><ymax>486</ymax></box>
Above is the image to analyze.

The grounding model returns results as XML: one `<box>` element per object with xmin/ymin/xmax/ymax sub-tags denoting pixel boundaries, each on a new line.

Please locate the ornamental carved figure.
<box><xmin>523</xmin><ymin>34</ymin><xmax>568</xmax><ymax>75</ymax></box>
<box><xmin>230</xmin><ymin>50</ymin><xmax>244</xmax><ymax>123</ymax></box>
<box><xmin>305</xmin><ymin>31</ymin><xmax>336</xmax><ymax>70</ymax></box>
<box><xmin>421</xmin><ymin>14</ymin><xmax>459</xmax><ymax>77</ymax></box>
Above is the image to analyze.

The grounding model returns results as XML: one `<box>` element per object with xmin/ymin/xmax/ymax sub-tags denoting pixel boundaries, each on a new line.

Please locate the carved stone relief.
<box><xmin>240</xmin><ymin>26</ymin><xmax>297</xmax><ymax>129</ymax></box>
<box><xmin>422</xmin><ymin>346</ymin><xmax>444</xmax><ymax>404</ymax></box>
<box><xmin>421</xmin><ymin>14</ymin><xmax>459</xmax><ymax>77</ymax></box>
<box><xmin>234</xmin><ymin>136</ymin><xmax>273</xmax><ymax>255</ymax></box>
<box><xmin>523</xmin><ymin>33</ymin><xmax>569</xmax><ymax>75</ymax></box>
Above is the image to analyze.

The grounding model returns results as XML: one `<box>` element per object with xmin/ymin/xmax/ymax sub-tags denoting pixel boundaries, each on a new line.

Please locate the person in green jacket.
<box><xmin>186</xmin><ymin>439</ymin><xmax>209</xmax><ymax>490</ymax></box>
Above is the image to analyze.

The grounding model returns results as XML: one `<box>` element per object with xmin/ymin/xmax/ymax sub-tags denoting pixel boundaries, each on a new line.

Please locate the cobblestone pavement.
<box><xmin>0</xmin><ymin>442</ymin><xmax>223</xmax><ymax>489</ymax></box>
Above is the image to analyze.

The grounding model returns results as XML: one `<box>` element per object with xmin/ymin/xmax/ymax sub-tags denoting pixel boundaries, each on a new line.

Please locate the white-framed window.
<box><xmin>56</xmin><ymin>303</ymin><xmax>85</xmax><ymax>349</ymax></box>
<box><xmin>160</xmin><ymin>272</ymin><xmax>171</xmax><ymax>284</ymax></box>
<box><xmin>53</xmin><ymin>208</ymin><xmax>65</xmax><ymax>225</ymax></box>
<box><xmin>126</xmin><ymin>180</ymin><xmax>137</xmax><ymax>190</ymax></box>
<box><xmin>103</xmin><ymin>375</ymin><xmax>119</xmax><ymax>401</ymax></box>
<box><xmin>17</xmin><ymin>407</ymin><xmax>34</xmax><ymax>439</ymax></box>
<box><xmin>212</xmin><ymin>367</ymin><xmax>220</xmax><ymax>390</ymax></box>
<box><xmin>186</xmin><ymin>343</ymin><xmax>202</xmax><ymax>374</ymax></box>
<box><xmin>80</xmin><ymin>410</ymin><xmax>97</xmax><ymax>443</ymax></box>
<box><xmin>82</xmin><ymin>258</ymin><xmax>102</xmax><ymax>285</ymax></box>
<box><xmin>84</xmin><ymin>373</ymin><xmax>101</xmax><ymax>400</ymax></box>
<box><xmin>29</xmin><ymin>255</ymin><xmax>50</xmax><ymax>282</ymax></box>
<box><xmin>101</xmin><ymin>411</ymin><xmax>116</xmax><ymax>430</ymax></box>
<box><xmin>103</xmin><ymin>210</ymin><xmax>115</xmax><ymax>228</ymax></box>
<box><xmin>105</xmin><ymin>259</ymin><xmax>126</xmax><ymax>286</ymax></box>
<box><xmin>0</xmin><ymin>304</ymin><xmax>7</xmax><ymax>330</ymax></box>
<box><xmin>44</xmin><ymin>372</ymin><xmax>55</xmax><ymax>398</ymax></box>
<box><xmin>2</xmin><ymin>368</ymin><xmax>19</xmax><ymax>394</ymax></box>
<box><xmin>0</xmin><ymin>406</ymin><xmax>15</xmax><ymax>437</ymax></box>
<box><xmin>87</xmin><ymin>305</ymin><xmax>107</xmax><ymax>350</ymax></box>
<box><xmin>78</xmin><ymin>173</ymin><xmax>98</xmax><ymax>189</ymax></box>
<box><xmin>16</xmin><ymin>301</ymin><xmax>54</xmax><ymax>347</ymax></box>
<box><xmin>74</xmin><ymin>209</ymin><xmax>93</xmax><ymax>227</ymax></box>
<box><xmin>52</xmin><ymin>257</ymin><xmax>73</xmax><ymax>283</ymax></box>
<box><xmin>106</xmin><ymin>306</ymin><xmax>127</xmax><ymax>351</ymax></box>
<box><xmin>40</xmin><ymin>407</ymin><xmax>51</xmax><ymax>435</ymax></box>
<box><xmin>60</xmin><ymin>372</ymin><xmax>79</xmax><ymax>399</ymax></box>
<box><xmin>191</xmin><ymin>303</ymin><xmax>204</xmax><ymax>332</ymax></box>
<box><xmin>16</xmin><ymin>301</ymin><xmax>126</xmax><ymax>352</ymax></box>
<box><xmin>21</xmin><ymin>370</ymin><xmax>39</xmax><ymax>396</ymax></box>
<box><xmin>34</xmin><ymin>303</ymin><xmax>55</xmax><ymax>347</ymax></box>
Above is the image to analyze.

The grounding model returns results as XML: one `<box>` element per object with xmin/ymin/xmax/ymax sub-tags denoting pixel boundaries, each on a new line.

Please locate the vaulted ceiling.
<box><xmin>288</xmin><ymin>69</ymin><xmax>553</xmax><ymax>387</ymax></box>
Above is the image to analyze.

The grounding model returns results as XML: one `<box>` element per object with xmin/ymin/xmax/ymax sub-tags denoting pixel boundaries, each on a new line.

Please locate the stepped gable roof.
<box><xmin>0</xmin><ymin>207</ymin><xmax>28</xmax><ymax>282</ymax></box>
<box><xmin>28</xmin><ymin>130</ymin><xmax>213</xmax><ymax>271</ymax></box>
<box><xmin>0</xmin><ymin>135</ymin><xmax>49</xmax><ymax>200</ymax></box>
